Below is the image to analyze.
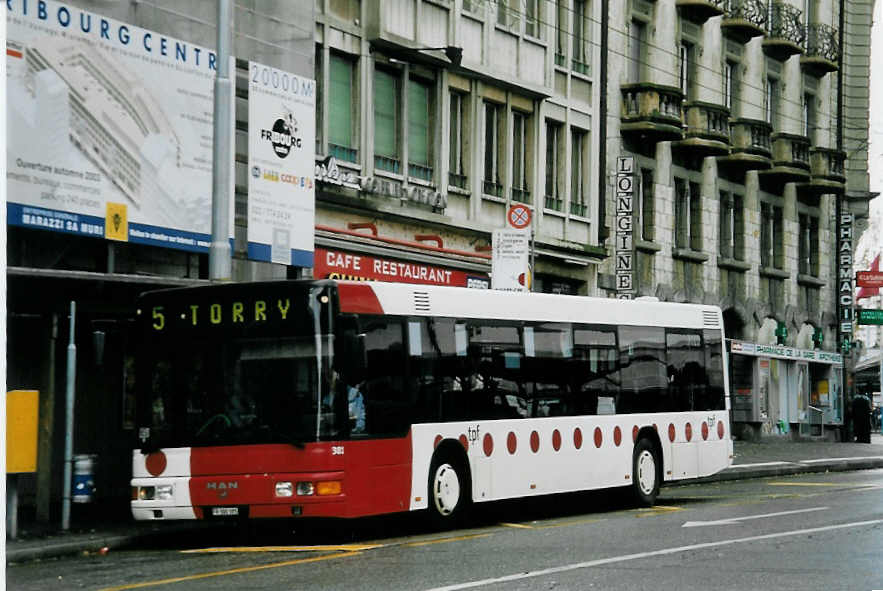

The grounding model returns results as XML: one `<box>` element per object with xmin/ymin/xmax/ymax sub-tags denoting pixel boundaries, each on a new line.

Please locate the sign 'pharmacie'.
<box><xmin>315</xmin><ymin>156</ymin><xmax>447</xmax><ymax>210</ymax></box>
<box><xmin>838</xmin><ymin>212</ymin><xmax>854</xmax><ymax>354</ymax></box>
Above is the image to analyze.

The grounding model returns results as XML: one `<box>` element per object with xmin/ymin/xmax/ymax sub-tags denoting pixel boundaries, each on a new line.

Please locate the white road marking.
<box><xmin>424</xmin><ymin>518</ymin><xmax>883</xmax><ymax>591</ymax></box>
<box><xmin>798</xmin><ymin>457</ymin><xmax>883</xmax><ymax>463</ymax></box>
<box><xmin>682</xmin><ymin>506</ymin><xmax>828</xmax><ymax>527</ymax></box>
<box><xmin>728</xmin><ymin>461</ymin><xmax>795</xmax><ymax>468</ymax></box>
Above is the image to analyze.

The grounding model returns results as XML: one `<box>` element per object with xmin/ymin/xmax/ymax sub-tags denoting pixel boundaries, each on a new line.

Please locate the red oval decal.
<box><xmin>507</xmin><ymin>432</ymin><xmax>518</xmax><ymax>454</ymax></box>
<box><xmin>552</xmin><ymin>429</ymin><xmax>562</xmax><ymax>451</ymax></box>
<box><xmin>530</xmin><ymin>431</ymin><xmax>540</xmax><ymax>453</ymax></box>
<box><xmin>593</xmin><ymin>427</ymin><xmax>603</xmax><ymax>448</ymax></box>
<box><xmin>483</xmin><ymin>433</ymin><xmax>494</xmax><ymax>457</ymax></box>
<box><xmin>613</xmin><ymin>426</ymin><xmax>622</xmax><ymax>447</ymax></box>
<box><xmin>573</xmin><ymin>427</ymin><xmax>583</xmax><ymax>449</ymax></box>
<box><xmin>145</xmin><ymin>451</ymin><xmax>167</xmax><ymax>477</ymax></box>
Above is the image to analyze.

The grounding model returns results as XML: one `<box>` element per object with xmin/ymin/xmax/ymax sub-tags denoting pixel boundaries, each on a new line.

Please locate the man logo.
<box><xmin>260</xmin><ymin>112</ymin><xmax>303</xmax><ymax>158</ymax></box>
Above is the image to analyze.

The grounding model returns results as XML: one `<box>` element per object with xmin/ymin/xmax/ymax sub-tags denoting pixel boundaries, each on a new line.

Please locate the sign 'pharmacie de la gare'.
<box><xmin>315</xmin><ymin>156</ymin><xmax>447</xmax><ymax>210</ymax></box>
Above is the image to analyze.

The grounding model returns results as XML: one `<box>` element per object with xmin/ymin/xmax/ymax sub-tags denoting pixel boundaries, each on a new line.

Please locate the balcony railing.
<box><xmin>801</xmin><ymin>23</ymin><xmax>840</xmax><ymax>75</ymax></box>
<box><xmin>762</xmin><ymin>2</ymin><xmax>805</xmax><ymax>60</ymax></box>
<box><xmin>329</xmin><ymin>143</ymin><xmax>358</xmax><ymax>164</ymax></box>
<box><xmin>570</xmin><ymin>202</ymin><xmax>587</xmax><ymax>217</ymax></box>
<box><xmin>676</xmin><ymin>101</ymin><xmax>731</xmax><ymax>156</ymax></box>
<box><xmin>675</xmin><ymin>0</ymin><xmax>725</xmax><ymax>24</ymax></box>
<box><xmin>718</xmin><ymin>118</ymin><xmax>772</xmax><ymax>172</ymax></box>
<box><xmin>374</xmin><ymin>155</ymin><xmax>401</xmax><ymax>175</ymax></box>
<box><xmin>483</xmin><ymin>180</ymin><xmax>503</xmax><ymax>198</ymax></box>
<box><xmin>761</xmin><ymin>133</ymin><xmax>811</xmax><ymax>188</ymax></box>
<box><xmin>799</xmin><ymin>147</ymin><xmax>846</xmax><ymax>199</ymax></box>
<box><xmin>408</xmin><ymin>162</ymin><xmax>433</xmax><ymax>182</ymax></box>
<box><xmin>448</xmin><ymin>171</ymin><xmax>468</xmax><ymax>190</ymax></box>
<box><xmin>620</xmin><ymin>83</ymin><xmax>684</xmax><ymax>143</ymax></box>
<box><xmin>721</xmin><ymin>0</ymin><xmax>766</xmax><ymax>43</ymax></box>
<box><xmin>511</xmin><ymin>187</ymin><xmax>531</xmax><ymax>204</ymax></box>
<box><xmin>545</xmin><ymin>195</ymin><xmax>563</xmax><ymax>211</ymax></box>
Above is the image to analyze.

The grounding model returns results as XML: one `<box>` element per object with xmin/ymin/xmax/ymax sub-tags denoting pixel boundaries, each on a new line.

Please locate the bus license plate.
<box><xmin>211</xmin><ymin>507</ymin><xmax>239</xmax><ymax>517</ymax></box>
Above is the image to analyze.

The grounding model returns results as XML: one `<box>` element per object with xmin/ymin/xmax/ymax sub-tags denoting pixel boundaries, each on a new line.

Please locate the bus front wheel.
<box><xmin>631</xmin><ymin>438</ymin><xmax>660</xmax><ymax>506</ymax></box>
<box><xmin>427</xmin><ymin>453</ymin><xmax>470</xmax><ymax>527</ymax></box>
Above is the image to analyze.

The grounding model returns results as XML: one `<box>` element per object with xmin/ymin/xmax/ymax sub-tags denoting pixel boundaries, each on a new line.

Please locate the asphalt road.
<box><xmin>9</xmin><ymin>469</ymin><xmax>883</xmax><ymax>591</ymax></box>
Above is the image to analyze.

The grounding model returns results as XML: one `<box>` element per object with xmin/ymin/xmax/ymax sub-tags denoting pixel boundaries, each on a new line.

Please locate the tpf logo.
<box><xmin>261</xmin><ymin>112</ymin><xmax>302</xmax><ymax>158</ymax></box>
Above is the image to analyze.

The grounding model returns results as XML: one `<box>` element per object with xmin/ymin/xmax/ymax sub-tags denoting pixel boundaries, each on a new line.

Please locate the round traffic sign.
<box><xmin>508</xmin><ymin>204</ymin><xmax>532</xmax><ymax>229</ymax></box>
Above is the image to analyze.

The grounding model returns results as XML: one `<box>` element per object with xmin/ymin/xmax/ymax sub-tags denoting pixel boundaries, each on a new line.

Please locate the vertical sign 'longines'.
<box><xmin>616</xmin><ymin>157</ymin><xmax>635</xmax><ymax>299</ymax></box>
<box><xmin>838</xmin><ymin>211</ymin><xmax>854</xmax><ymax>354</ymax></box>
<box><xmin>247</xmin><ymin>61</ymin><xmax>316</xmax><ymax>267</ymax></box>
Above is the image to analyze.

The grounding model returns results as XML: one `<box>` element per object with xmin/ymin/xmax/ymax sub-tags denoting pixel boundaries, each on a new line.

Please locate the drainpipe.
<box><xmin>598</xmin><ymin>0</ymin><xmax>609</xmax><ymax>245</ymax></box>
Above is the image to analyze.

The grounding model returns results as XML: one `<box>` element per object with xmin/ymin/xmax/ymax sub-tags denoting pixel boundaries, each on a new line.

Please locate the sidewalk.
<box><xmin>7</xmin><ymin>433</ymin><xmax>883</xmax><ymax>565</ymax></box>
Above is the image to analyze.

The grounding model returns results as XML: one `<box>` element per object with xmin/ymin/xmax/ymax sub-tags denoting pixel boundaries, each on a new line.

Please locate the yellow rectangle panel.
<box><xmin>7</xmin><ymin>390</ymin><xmax>39</xmax><ymax>473</ymax></box>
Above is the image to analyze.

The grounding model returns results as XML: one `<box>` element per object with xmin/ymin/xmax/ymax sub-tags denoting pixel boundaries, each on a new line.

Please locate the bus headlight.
<box><xmin>296</xmin><ymin>482</ymin><xmax>315</xmax><ymax>496</ymax></box>
<box><xmin>275</xmin><ymin>482</ymin><xmax>294</xmax><ymax>497</ymax></box>
<box><xmin>137</xmin><ymin>486</ymin><xmax>155</xmax><ymax>501</ymax></box>
<box><xmin>155</xmin><ymin>484</ymin><xmax>174</xmax><ymax>500</ymax></box>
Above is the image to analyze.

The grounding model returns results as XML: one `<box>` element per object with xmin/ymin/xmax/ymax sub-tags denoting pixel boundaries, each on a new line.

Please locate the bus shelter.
<box><xmin>728</xmin><ymin>341</ymin><xmax>843</xmax><ymax>441</ymax></box>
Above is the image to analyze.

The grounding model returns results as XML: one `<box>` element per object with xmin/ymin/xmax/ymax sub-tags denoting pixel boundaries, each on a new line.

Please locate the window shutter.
<box><xmin>374</xmin><ymin>70</ymin><xmax>397</xmax><ymax>158</ymax></box>
<box><xmin>408</xmin><ymin>80</ymin><xmax>430</xmax><ymax>166</ymax></box>
<box><xmin>329</xmin><ymin>56</ymin><xmax>353</xmax><ymax>148</ymax></box>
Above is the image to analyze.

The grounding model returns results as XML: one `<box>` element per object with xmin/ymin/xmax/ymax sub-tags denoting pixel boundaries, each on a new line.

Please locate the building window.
<box><xmin>803</xmin><ymin>92</ymin><xmax>816</xmax><ymax>140</ymax></box>
<box><xmin>675</xmin><ymin>178</ymin><xmax>702</xmax><ymax>251</ymax></box>
<box><xmin>408</xmin><ymin>78</ymin><xmax>432</xmax><ymax>181</ymax></box>
<box><xmin>570</xmin><ymin>128</ymin><xmax>587</xmax><ymax>217</ymax></box>
<box><xmin>497</xmin><ymin>0</ymin><xmax>518</xmax><ymax>28</ymax></box>
<box><xmin>483</xmin><ymin>101</ymin><xmax>503</xmax><ymax>197</ymax></box>
<box><xmin>628</xmin><ymin>19</ymin><xmax>646</xmax><ymax>84</ymax></box>
<box><xmin>374</xmin><ymin>68</ymin><xmax>400</xmax><ymax>174</ymax></box>
<box><xmin>799</xmin><ymin>213</ymin><xmax>819</xmax><ymax>276</ymax></box>
<box><xmin>640</xmin><ymin>168</ymin><xmax>654</xmax><ymax>242</ymax></box>
<box><xmin>765</xmin><ymin>77</ymin><xmax>780</xmax><ymax>128</ymax></box>
<box><xmin>724</xmin><ymin>60</ymin><xmax>740</xmax><ymax>114</ymax></box>
<box><xmin>679</xmin><ymin>41</ymin><xmax>699</xmax><ymax>101</ymax></box>
<box><xmin>555</xmin><ymin>0</ymin><xmax>568</xmax><ymax>66</ymax></box>
<box><xmin>572</xmin><ymin>0</ymin><xmax>590</xmax><ymax>75</ymax></box>
<box><xmin>761</xmin><ymin>202</ymin><xmax>784</xmax><ymax>269</ymax></box>
<box><xmin>545</xmin><ymin>120</ymin><xmax>563</xmax><ymax>211</ymax></box>
<box><xmin>719</xmin><ymin>192</ymin><xmax>744</xmax><ymax>261</ymax></box>
<box><xmin>329</xmin><ymin>53</ymin><xmax>357</xmax><ymax>163</ymax></box>
<box><xmin>449</xmin><ymin>91</ymin><xmax>468</xmax><ymax>189</ymax></box>
<box><xmin>512</xmin><ymin>111</ymin><xmax>530</xmax><ymax>203</ymax></box>
<box><xmin>525</xmin><ymin>0</ymin><xmax>539</xmax><ymax>37</ymax></box>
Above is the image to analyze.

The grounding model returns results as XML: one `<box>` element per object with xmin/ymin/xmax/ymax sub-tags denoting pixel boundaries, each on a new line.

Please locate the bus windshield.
<box><xmin>136</xmin><ymin>283</ymin><xmax>343</xmax><ymax>449</ymax></box>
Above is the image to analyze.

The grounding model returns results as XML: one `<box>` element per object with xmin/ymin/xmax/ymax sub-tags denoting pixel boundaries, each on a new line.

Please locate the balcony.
<box><xmin>720</xmin><ymin>0</ymin><xmax>766</xmax><ymax>43</ymax></box>
<box><xmin>759</xmin><ymin>133</ymin><xmax>811</xmax><ymax>190</ymax></box>
<box><xmin>801</xmin><ymin>24</ymin><xmax>839</xmax><ymax>75</ymax></box>
<box><xmin>675</xmin><ymin>0</ymin><xmax>725</xmax><ymax>24</ymax></box>
<box><xmin>762</xmin><ymin>3</ymin><xmax>805</xmax><ymax>61</ymax></box>
<box><xmin>716</xmin><ymin>118</ymin><xmax>772</xmax><ymax>173</ymax></box>
<box><xmin>673</xmin><ymin>101</ymin><xmax>730</xmax><ymax>157</ymax></box>
<box><xmin>797</xmin><ymin>147</ymin><xmax>846</xmax><ymax>200</ymax></box>
<box><xmin>620</xmin><ymin>83</ymin><xmax>684</xmax><ymax>143</ymax></box>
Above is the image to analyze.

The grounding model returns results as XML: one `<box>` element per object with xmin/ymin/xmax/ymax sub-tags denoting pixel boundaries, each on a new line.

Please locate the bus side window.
<box><xmin>701</xmin><ymin>329</ymin><xmax>726</xmax><ymax>411</ymax></box>
<box><xmin>618</xmin><ymin>326</ymin><xmax>667</xmax><ymax>413</ymax></box>
<box><xmin>665</xmin><ymin>331</ymin><xmax>704</xmax><ymax>412</ymax></box>
<box><xmin>574</xmin><ymin>326</ymin><xmax>619</xmax><ymax>415</ymax></box>
<box><xmin>361</xmin><ymin>317</ymin><xmax>409</xmax><ymax>436</ymax></box>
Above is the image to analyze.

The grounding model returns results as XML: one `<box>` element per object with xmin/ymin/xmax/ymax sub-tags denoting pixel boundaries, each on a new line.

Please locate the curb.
<box><xmin>675</xmin><ymin>457</ymin><xmax>883</xmax><ymax>486</ymax></box>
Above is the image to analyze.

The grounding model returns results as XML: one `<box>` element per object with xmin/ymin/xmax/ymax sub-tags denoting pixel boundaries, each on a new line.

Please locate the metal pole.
<box><xmin>61</xmin><ymin>301</ymin><xmax>76</xmax><ymax>531</ymax></box>
<box><xmin>209</xmin><ymin>0</ymin><xmax>233</xmax><ymax>281</ymax></box>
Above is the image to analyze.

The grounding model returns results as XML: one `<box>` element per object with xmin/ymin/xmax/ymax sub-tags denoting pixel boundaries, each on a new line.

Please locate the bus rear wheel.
<box><xmin>631</xmin><ymin>438</ymin><xmax>660</xmax><ymax>506</ymax></box>
<box><xmin>427</xmin><ymin>453</ymin><xmax>470</xmax><ymax>527</ymax></box>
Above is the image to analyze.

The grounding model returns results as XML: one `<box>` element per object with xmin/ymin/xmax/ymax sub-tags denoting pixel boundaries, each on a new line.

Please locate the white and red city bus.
<box><xmin>131</xmin><ymin>280</ymin><xmax>732</xmax><ymax>524</ymax></box>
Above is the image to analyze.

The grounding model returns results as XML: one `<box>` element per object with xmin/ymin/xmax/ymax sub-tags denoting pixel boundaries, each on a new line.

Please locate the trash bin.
<box><xmin>73</xmin><ymin>454</ymin><xmax>97</xmax><ymax>503</ymax></box>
